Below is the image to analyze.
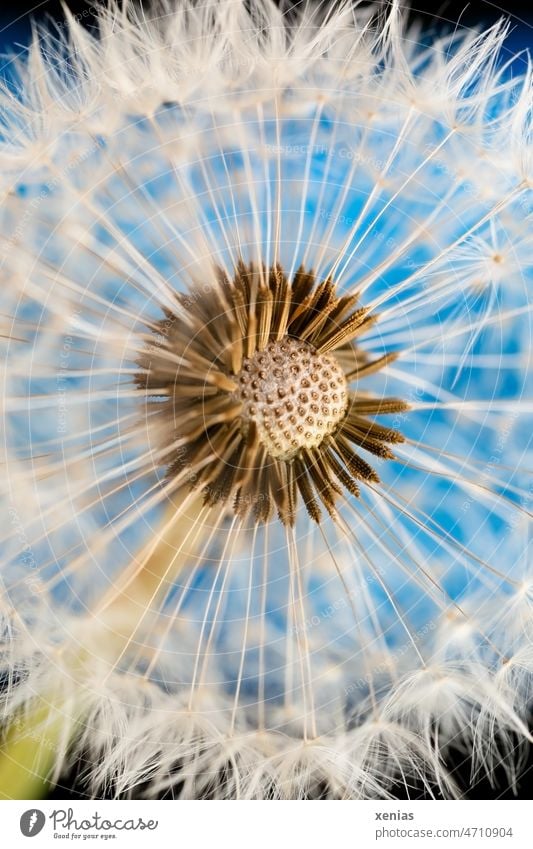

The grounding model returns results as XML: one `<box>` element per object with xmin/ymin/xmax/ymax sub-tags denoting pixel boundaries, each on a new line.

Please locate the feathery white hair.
<box><xmin>0</xmin><ymin>0</ymin><xmax>532</xmax><ymax>799</ymax></box>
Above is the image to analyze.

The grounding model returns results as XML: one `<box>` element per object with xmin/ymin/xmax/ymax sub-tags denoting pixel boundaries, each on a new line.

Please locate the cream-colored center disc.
<box><xmin>235</xmin><ymin>337</ymin><xmax>348</xmax><ymax>460</ymax></box>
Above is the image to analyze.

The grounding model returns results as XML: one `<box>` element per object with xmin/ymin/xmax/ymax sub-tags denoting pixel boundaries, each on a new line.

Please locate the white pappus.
<box><xmin>0</xmin><ymin>0</ymin><xmax>532</xmax><ymax>800</ymax></box>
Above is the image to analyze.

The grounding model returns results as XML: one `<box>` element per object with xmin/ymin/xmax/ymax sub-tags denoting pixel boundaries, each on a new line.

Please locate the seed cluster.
<box><xmin>236</xmin><ymin>338</ymin><xmax>348</xmax><ymax>460</ymax></box>
<box><xmin>138</xmin><ymin>261</ymin><xmax>409</xmax><ymax>525</ymax></box>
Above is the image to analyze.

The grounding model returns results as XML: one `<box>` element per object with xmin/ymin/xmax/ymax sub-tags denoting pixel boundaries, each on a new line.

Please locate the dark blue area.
<box><xmin>0</xmin><ymin>16</ymin><xmax>32</xmax><ymax>79</ymax></box>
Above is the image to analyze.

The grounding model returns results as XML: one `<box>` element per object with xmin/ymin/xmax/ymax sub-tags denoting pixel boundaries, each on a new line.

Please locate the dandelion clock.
<box><xmin>0</xmin><ymin>0</ymin><xmax>532</xmax><ymax>800</ymax></box>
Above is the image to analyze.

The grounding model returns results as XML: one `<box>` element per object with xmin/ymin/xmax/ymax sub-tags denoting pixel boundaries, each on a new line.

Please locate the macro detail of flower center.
<box><xmin>138</xmin><ymin>261</ymin><xmax>408</xmax><ymax>525</ymax></box>
<box><xmin>235</xmin><ymin>337</ymin><xmax>348</xmax><ymax>460</ymax></box>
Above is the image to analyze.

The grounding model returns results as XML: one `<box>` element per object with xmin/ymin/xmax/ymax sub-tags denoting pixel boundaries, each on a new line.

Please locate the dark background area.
<box><xmin>1</xmin><ymin>1</ymin><xmax>533</xmax><ymax>38</ymax></box>
<box><xmin>0</xmin><ymin>0</ymin><xmax>531</xmax><ymax>802</ymax></box>
<box><xmin>2</xmin><ymin>1</ymin><xmax>533</xmax><ymax>21</ymax></box>
<box><xmin>1</xmin><ymin>1</ymin><xmax>532</xmax><ymax>74</ymax></box>
<box><xmin>1</xmin><ymin>1</ymin><xmax>532</xmax><ymax>78</ymax></box>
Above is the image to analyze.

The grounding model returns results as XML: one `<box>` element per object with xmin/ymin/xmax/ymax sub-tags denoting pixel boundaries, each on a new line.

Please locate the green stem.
<box><xmin>0</xmin><ymin>699</ymin><xmax>64</xmax><ymax>799</ymax></box>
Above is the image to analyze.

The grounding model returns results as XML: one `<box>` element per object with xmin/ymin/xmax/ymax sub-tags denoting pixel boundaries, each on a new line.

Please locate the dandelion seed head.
<box><xmin>0</xmin><ymin>0</ymin><xmax>532</xmax><ymax>800</ymax></box>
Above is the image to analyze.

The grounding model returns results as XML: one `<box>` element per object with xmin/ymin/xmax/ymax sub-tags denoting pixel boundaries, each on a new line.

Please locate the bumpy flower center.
<box><xmin>235</xmin><ymin>337</ymin><xmax>348</xmax><ymax>460</ymax></box>
<box><xmin>138</xmin><ymin>261</ymin><xmax>409</xmax><ymax>524</ymax></box>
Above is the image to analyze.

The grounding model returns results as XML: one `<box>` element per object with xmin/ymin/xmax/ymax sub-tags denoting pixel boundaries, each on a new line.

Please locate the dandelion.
<box><xmin>0</xmin><ymin>0</ymin><xmax>532</xmax><ymax>799</ymax></box>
